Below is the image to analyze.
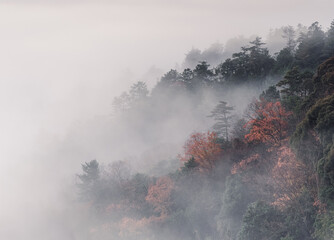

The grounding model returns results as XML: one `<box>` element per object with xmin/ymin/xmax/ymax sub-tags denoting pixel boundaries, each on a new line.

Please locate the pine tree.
<box><xmin>209</xmin><ymin>101</ymin><xmax>234</xmax><ymax>141</ymax></box>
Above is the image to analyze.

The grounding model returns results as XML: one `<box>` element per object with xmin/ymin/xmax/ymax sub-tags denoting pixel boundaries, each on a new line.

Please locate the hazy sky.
<box><xmin>0</xmin><ymin>1</ymin><xmax>333</xmax><ymax>239</ymax></box>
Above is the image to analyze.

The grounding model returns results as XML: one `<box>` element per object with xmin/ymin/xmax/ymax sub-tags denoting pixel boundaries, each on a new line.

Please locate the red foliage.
<box><xmin>244</xmin><ymin>100</ymin><xmax>292</xmax><ymax>146</ymax></box>
<box><xmin>179</xmin><ymin>131</ymin><xmax>222</xmax><ymax>172</ymax></box>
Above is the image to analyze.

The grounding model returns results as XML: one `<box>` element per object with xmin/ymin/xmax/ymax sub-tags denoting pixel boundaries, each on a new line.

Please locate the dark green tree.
<box><xmin>192</xmin><ymin>61</ymin><xmax>214</xmax><ymax>88</ymax></box>
<box><xmin>274</xmin><ymin>47</ymin><xmax>294</xmax><ymax>73</ymax></box>
<box><xmin>238</xmin><ymin>201</ymin><xmax>284</xmax><ymax>240</ymax></box>
<box><xmin>295</xmin><ymin>22</ymin><xmax>326</xmax><ymax>69</ymax></box>
<box><xmin>181</xmin><ymin>157</ymin><xmax>199</xmax><ymax>174</ymax></box>
<box><xmin>324</xmin><ymin>20</ymin><xmax>334</xmax><ymax>59</ymax></box>
<box><xmin>282</xmin><ymin>25</ymin><xmax>296</xmax><ymax>52</ymax></box>
<box><xmin>259</xmin><ymin>86</ymin><xmax>280</xmax><ymax>102</ymax></box>
<box><xmin>277</xmin><ymin>67</ymin><xmax>313</xmax><ymax>99</ymax></box>
<box><xmin>218</xmin><ymin>37</ymin><xmax>275</xmax><ymax>83</ymax></box>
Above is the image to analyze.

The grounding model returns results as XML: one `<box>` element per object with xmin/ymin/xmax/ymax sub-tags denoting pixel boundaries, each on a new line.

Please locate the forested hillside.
<box><xmin>76</xmin><ymin>21</ymin><xmax>334</xmax><ymax>240</ymax></box>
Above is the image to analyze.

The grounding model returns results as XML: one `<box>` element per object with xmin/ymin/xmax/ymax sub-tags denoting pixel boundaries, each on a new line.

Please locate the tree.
<box><xmin>295</xmin><ymin>22</ymin><xmax>326</xmax><ymax>69</ymax></box>
<box><xmin>145</xmin><ymin>176</ymin><xmax>174</xmax><ymax>217</ymax></box>
<box><xmin>216</xmin><ymin>174</ymin><xmax>258</xmax><ymax>240</ymax></box>
<box><xmin>107</xmin><ymin>160</ymin><xmax>132</xmax><ymax>184</ymax></box>
<box><xmin>112</xmin><ymin>92</ymin><xmax>131</xmax><ymax>113</ymax></box>
<box><xmin>181</xmin><ymin>157</ymin><xmax>199</xmax><ymax>174</ymax></box>
<box><xmin>231</xmin><ymin>118</ymin><xmax>248</xmax><ymax>139</ymax></box>
<box><xmin>121</xmin><ymin>173</ymin><xmax>152</xmax><ymax>216</ymax></box>
<box><xmin>259</xmin><ymin>86</ymin><xmax>280</xmax><ymax>102</ymax></box>
<box><xmin>271</xmin><ymin>145</ymin><xmax>310</xmax><ymax>208</ymax></box>
<box><xmin>277</xmin><ymin>67</ymin><xmax>313</xmax><ymax>99</ymax></box>
<box><xmin>276</xmin><ymin>67</ymin><xmax>313</xmax><ymax>117</ymax></box>
<box><xmin>152</xmin><ymin>69</ymin><xmax>184</xmax><ymax>94</ymax></box>
<box><xmin>217</xmin><ymin>37</ymin><xmax>275</xmax><ymax>83</ymax></box>
<box><xmin>77</xmin><ymin>159</ymin><xmax>100</xmax><ymax>201</ymax></box>
<box><xmin>192</xmin><ymin>61</ymin><xmax>215</xmax><ymax>88</ymax></box>
<box><xmin>282</xmin><ymin>25</ymin><xmax>296</xmax><ymax>51</ymax></box>
<box><xmin>244</xmin><ymin>100</ymin><xmax>292</xmax><ymax>146</ymax></box>
<box><xmin>208</xmin><ymin>101</ymin><xmax>234</xmax><ymax>140</ymax></box>
<box><xmin>324</xmin><ymin>20</ymin><xmax>334</xmax><ymax>59</ymax></box>
<box><xmin>181</xmin><ymin>68</ymin><xmax>194</xmax><ymax>85</ymax></box>
<box><xmin>179</xmin><ymin>131</ymin><xmax>222</xmax><ymax>172</ymax></box>
<box><xmin>274</xmin><ymin>47</ymin><xmax>294</xmax><ymax>73</ymax></box>
<box><xmin>238</xmin><ymin>201</ymin><xmax>284</xmax><ymax>240</ymax></box>
<box><xmin>112</xmin><ymin>81</ymin><xmax>149</xmax><ymax>114</ymax></box>
<box><xmin>129</xmin><ymin>81</ymin><xmax>149</xmax><ymax>102</ymax></box>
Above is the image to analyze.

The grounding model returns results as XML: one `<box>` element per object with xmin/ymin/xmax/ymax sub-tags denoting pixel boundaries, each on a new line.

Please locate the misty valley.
<box><xmin>73</xmin><ymin>21</ymin><xmax>334</xmax><ymax>240</ymax></box>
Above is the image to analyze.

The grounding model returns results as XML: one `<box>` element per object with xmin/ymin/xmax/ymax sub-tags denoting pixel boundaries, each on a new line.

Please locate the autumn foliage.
<box><xmin>271</xmin><ymin>145</ymin><xmax>308</xmax><ymax>208</ymax></box>
<box><xmin>145</xmin><ymin>176</ymin><xmax>174</xmax><ymax>217</ymax></box>
<box><xmin>231</xmin><ymin>153</ymin><xmax>260</xmax><ymax>174</ymax></box>
<box><xmin>180</xmin><ymin>131</ymin><xmax>222</xmax><ymax>172</ymax></box>
<box><xmin>244</xmin><ymin>100</ymin><xmax>292</xmax><ymax>146</ymax></box>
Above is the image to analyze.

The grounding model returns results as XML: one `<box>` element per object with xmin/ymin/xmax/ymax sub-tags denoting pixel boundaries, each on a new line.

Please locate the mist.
<box><xmin>1</xmin><ymin>1</ymin><xmax>334</xmax><ymax>240</ymax></box>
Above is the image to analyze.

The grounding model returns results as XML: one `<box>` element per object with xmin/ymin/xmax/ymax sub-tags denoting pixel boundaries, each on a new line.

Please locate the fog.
<box><xmin>0</xmin><ymin>1</ymin><xmax>333</xmax><ymax>239</ymax></box>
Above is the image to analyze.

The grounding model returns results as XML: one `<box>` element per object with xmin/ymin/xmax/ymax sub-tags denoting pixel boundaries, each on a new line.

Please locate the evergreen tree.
<box><xmin>208</xmin><ymin>101</ymin><xmax>234</xmax><ymax>141</ymax></box>
<box><xmin>324</xmin><ymin>20</ymin><xmax>334</xmax><ymax>59</ymax></box>
<box><xmin>259</xmin><ymin>86</ymin><xmax>280</xmax><ymax>102</ymax></box>
<box><xmin>277</xmin><ymin>67</ymin><xmax>313</xmax><ymax>98</ymax></box>
<box><xmin>282</xmin><ymin>25</ymin><xmax>297</xmax><ymax>52</ymax></box>
<box><xmin>295</xmin><ymin>22</ymin><xmax>326</xmax><ymax>69</ymax></box>
<box><xmin>77</xmin><ymin>160</ymin><xmax>100</xmax><ymax>201</ymax></box>
<box><xmin>218</xmin><ymin>37</ymin><xmax>275</xmax><ymax>83</ymax></box>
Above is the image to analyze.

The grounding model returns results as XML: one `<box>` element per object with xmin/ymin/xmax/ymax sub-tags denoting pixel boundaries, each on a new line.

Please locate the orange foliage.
<box><xmin>231</xmin><ymin>153</ymin><xmax>260</xmax><ymax>174</ymax></box>
<box><xmin>271</xmin><ymin>145</ymin><xmax>307</xmax><ymax>208</ymax></box>
<box><xmin>244</xmin><ymin>100</ymin><xmax>292</xmax><ymax>146</ymax></box>
<box><xmin>119</xmin><ymin>215</ymin><xmax>165</xmax><ymax>238</ymax></box>
<box><xmin>179</xmin><ymin>131</ymin><xmax>222</xmax><ymax>172</ymax></box>
<box><xmin>145</xmin><ymin>176</ymin><xmax>174</xmax><ymax>217</ymax></box>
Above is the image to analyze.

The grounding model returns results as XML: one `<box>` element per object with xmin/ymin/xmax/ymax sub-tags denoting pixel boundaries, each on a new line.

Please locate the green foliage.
<box><xmin>291</xmin><ymin>94</ymin><xmax>334</xmax><ymax>209</ymax></box>
<box><xmin>313</xmin><ymin>210</ymin><xmax>334</xmax><ymax>240</ymax></box>
<box><xmin>277</xmin><ymin>67</ymin><xmax>313</xmax><ymax>99</ymax></box>
<box><xmin>323</xmin><ymin>20</ymin><xmax>334</xmax><ymax>59</ymax></box>
<box><xmin>282</xmin><ymin>190</ymin><xmax>317</xmax><ymax>240</ymax></box>
<box><xmin>238</xmin><ymin>191</ymin><xmax>317</xmax><ymax>240</ymax></box>
<box><xmin>305</xmin><ymin>56</ymin><xmax>334</xmax><ymax>108</ymax></box>
<box><xmin>295</xmin><ymin>22</ymin><xmax>326</xmax><ymax>70</ymax></box>
<box><xmin>260</xmin><ymin>86</ymin><xmax>280</xmax><ymax>102</ymax></box>
<box><xmin>76</xmin><ymin>160</ymin><xmax>105</xmax><ymax>204</ymax></box>
<box><xmin>77</xmin><ymin>160</ymin><xmax>100</xmax><ymax>189</ymax></box>
<box><xmin>274</xmin><ymin>47</ymin><xmax>294</xmax><ymax>73</ymax></box>
<box><xmin>218</xmin><ymin>37</ymin><xmax>275</xmax><ymax>83</ymax></box>
<box><xmin>181</xmin><ymin>157</ymin><xmax>199</xmax><ymax>174</ymax></box>
<box><xmin>79</xmin><ymin>20</ymin><xmax>334</xmax><ymax>240</ymax></box>
<box><xmin>281</xmin><ymin>95</ymin><xmax>304</xmax><ymax>118</ymax></box>
<box><xmin>238</xmin><ymin>201</ymin><xmax>284</xmax><ymax>240</ymax></box>
<box><xmin>216</xmin><ymin>174</ymin><xmax>257</xmax><ymax>239</ymax></box>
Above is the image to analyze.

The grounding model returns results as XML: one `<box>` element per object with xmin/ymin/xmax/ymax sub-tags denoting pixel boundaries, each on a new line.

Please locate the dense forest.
<box><xmin>76</xmin><ymin>21</ymin><xmax>334</xmax><ymax>240</ymax></box>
